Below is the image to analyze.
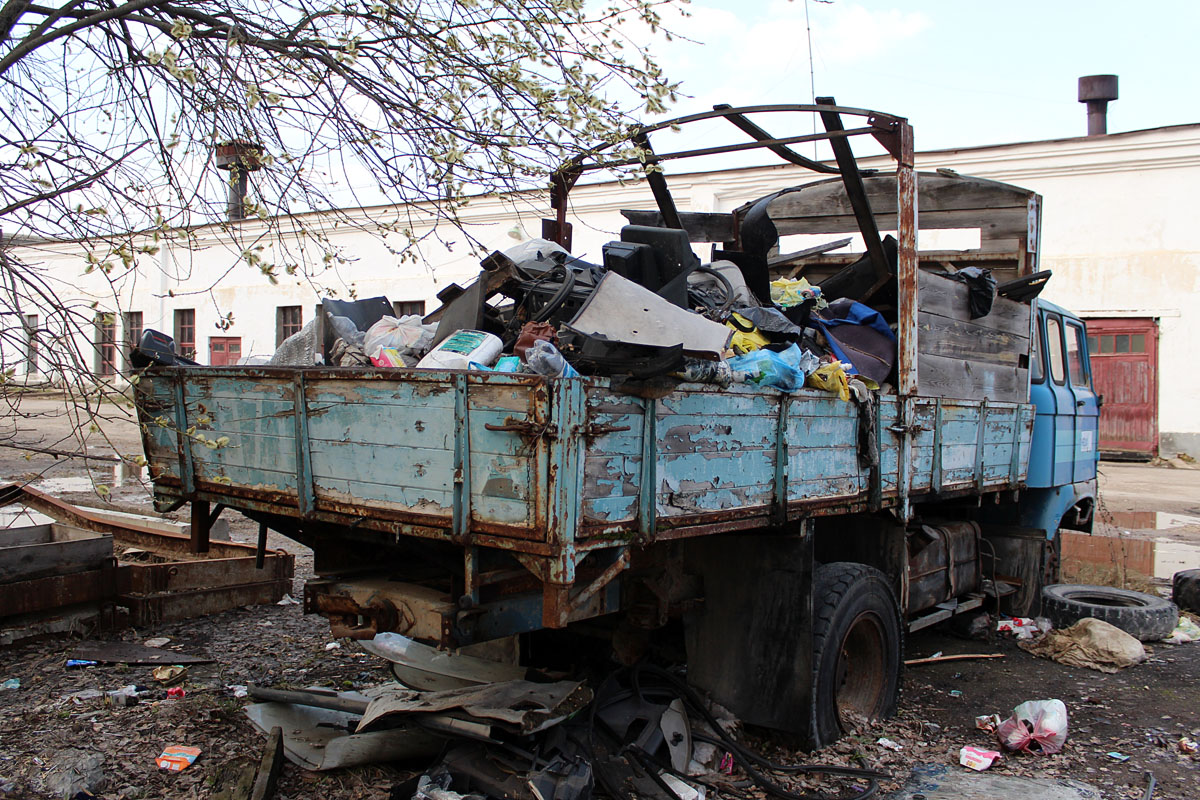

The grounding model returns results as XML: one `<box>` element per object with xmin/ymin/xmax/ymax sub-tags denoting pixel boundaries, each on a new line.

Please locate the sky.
<box><xmin>637</xmin><ymin>0</ymin><xmax>1200</xmax><ymax>154</ymax></box>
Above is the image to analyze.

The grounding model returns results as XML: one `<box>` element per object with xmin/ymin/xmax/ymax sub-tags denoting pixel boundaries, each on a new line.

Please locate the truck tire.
<box><xmin>811</xmin><ymin>562</ymin><xmax>902</xmax><ymax>747</ymax></box>
<box><xmin>1173</xmin><ymin>569</ymin><xmax>1200</xmax><ymax>614</ymax></box>
<box><xmin>1041</xmin><ymin>584</ymin><xmax>1179</xmax><ymax>642</ymax></box>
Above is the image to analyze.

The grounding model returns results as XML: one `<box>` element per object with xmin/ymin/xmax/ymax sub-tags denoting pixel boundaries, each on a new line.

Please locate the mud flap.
<box><xmin>682</xmin><ymin>524</ymin><xmax>814</xmax><ymax>738</ymax></box>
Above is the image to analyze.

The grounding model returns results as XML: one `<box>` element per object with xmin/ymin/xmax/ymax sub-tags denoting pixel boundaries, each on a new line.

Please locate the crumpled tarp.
<box><xmin>1019</xmin><ymin>617</ymin><xmax>1146</xmax><ymax>673</ymax></box>
<box><xmin>357</xmin><ymin>679</ymin><xmax>592</xmax><ymax>735</ymax></box>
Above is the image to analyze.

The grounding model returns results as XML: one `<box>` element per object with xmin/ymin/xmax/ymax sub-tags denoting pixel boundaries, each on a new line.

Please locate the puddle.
<box><xmin>1062</xmin><ymin>528</ymin><xmax>1200</xmax><ymax>581</ymax></box>
<box><xmin>31</xmin><ymin>463</ymin><xmax>150</xmax><ymax>495</ymax></box>
<box><xmin>1106</xmin><ymin>511</ymin><xmax>1200</xmax><ymax>531</ymax></box>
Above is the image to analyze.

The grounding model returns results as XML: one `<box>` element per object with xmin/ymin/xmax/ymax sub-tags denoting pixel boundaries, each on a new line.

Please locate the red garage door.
<box><xmin>1085</xmin><ymin>318</ymin><xmax>1158</xmax><ymax>459</ymax></box>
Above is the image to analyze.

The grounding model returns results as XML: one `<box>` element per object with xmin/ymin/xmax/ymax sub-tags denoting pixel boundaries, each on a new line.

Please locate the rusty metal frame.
<box><xmin>0</xmin><ymin>484</ymin><xmax>294</xmax><ymax>629</ymax></box>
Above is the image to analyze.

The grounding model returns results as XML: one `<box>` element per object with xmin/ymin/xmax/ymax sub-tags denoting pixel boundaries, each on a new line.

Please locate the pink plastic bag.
<box><xmin>996</xmin><ymin>699</ymin><xmax>1068</xmax><ymax>754</ymax></box>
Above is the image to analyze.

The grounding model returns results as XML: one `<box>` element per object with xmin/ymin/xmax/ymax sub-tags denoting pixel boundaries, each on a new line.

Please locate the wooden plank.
<box><xmin>918</xmin><ymin>311</ymin><xmax>1029</xmax><ymax>367</ymax></box>
<box><xmin>771</xmin><ymin>207</ymin><xmax>1029</xmax><ymax>238</ymax></box>
<box><xmin>762</xmin><ymin>173</ymin><xmax>1032</xmax><ymax>220</ymax></box>
<box><xmin>918</xmin><ymin>352</ymin><xmax>1027</xmax><ymax>403</ymax></box>
<box><xmin>918</xmin><ymin>270</ymin><xmax>1030</xmax><ymax>331</ymax></box>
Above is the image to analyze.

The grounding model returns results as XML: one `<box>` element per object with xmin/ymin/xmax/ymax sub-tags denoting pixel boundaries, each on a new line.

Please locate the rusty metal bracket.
<box><xmin>579</xmin><ymin>422</ymin><xmax>631</xmax><ymax>442</ymax></box>
<box><xmin>484</xmin><ymin>418</ymin><xmax>558</xmax><ymax>442</ymax></box>
<box><xmin>568</xmin><ymin>547</ymin><xmax>630</xmax><ymax>614</ymax></box>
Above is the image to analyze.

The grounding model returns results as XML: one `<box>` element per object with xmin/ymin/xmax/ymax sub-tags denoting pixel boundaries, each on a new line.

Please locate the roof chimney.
<box><xmin>1078</xmin><ymin>75</ymin><xmax>1118</xmax><ymax>136</ymax></box>
<box><xmin>215</xmin><ymin>140</ymin><xmax>264</xmax><ymax>221</ymax></box>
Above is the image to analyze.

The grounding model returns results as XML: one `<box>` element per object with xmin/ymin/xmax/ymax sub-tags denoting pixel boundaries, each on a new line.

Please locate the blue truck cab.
<box><xmin>1021</xmin><ymin>300</ymin><xmax>1100</xmax><ymax>555</ymax></box>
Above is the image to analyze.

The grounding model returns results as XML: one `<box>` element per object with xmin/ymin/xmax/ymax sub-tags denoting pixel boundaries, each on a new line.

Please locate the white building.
<box><xmin>8</xmin><ymin>121</ymin><xmax>1199</xmax><ymax>458</ymax></box>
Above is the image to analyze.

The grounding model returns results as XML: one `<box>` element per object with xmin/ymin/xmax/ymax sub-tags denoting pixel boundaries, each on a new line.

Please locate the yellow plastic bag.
<box><xmin>769</xmin><ymin>277</ymin><xmax>826</xmax><ymax>310</ymax></box>
<box><xmin>726</xmin><ymin>313</ymin><xmax>770</xmax><ymax>354</ymax></box>
<box><xmin>806</xmin><ymin>362</ymin><xmax>851</xmax><ymax>401</ymax></box>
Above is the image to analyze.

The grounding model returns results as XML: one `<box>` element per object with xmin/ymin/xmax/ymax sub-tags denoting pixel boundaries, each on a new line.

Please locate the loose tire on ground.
<box><xmin>1041</xmin><ymin>583</ymin><xmax>1179</xmax><ymax>642</ymax></box>
<box><xmin>1173</xmin><ymin>569</ymin><xmax>1200</xmax><ymax>614</ymax></box>
<box><xmin>811</xmin><ymin>562</ymin><xmax>902</xmax><ymax>748</ymax></box>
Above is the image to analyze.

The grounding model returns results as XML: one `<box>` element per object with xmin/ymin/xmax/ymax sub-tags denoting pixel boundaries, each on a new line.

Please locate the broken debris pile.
<box><xmin>246</xmin><ymin>664</ymin><xmax>888</xmax><ymax>800</ymax></box>
<box><xmin>243</xmin><ymin>232</ymin><xmax>910</xmax><ymax>403</ymax></box>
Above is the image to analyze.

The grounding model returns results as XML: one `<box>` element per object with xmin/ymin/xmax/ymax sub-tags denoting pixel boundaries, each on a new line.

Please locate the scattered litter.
<box><xmin>166</xmin><ymin>687</ymin><xmax>186</xmax><ymax>699</ymax></box>
<box><xmin>1020</xmin><ymin>618</ymin><xmax>1147</xmax><ymax>673</ymax></box>
<box><xmin>930</xmin><ymin>650</ymin><xmax>943</xmax><ymax>659</ymax></box>
<box><xmin>1106</xmin><ymin>752</ymin><xmax>1130</xmax><ymax>762</ymax></box>
<box><xmin>877</xmin><ymin>737</ymin><xmax>903</xmax><ymax>751</ymax></box>
<box><xmin>105</xmin><ymin>685</ymin><xmax>141</xmax><ymax>707</ymax></box>
<box><xmin>1180</xmin><ymin>736</ymin><xmax>1199</xmax><ymax>754</ymax></box>
<box><xmin>1161</xmin><ymin>615</ymin><xmax>1200</xmax><ymax>644</ymax></box>
<box><xmin>65</xmin><ymin>659</ymin><xmax>97</xmax><ymax>668</ymax></box>
<box><xmin>143</xmin><ymin>637</ymin><xmax>170</xmax><ymax>648</ymax></box>
<box><xmin>996</xmin><ymin>617</ymin><xmax>1047</xmax><ymax>639</ymax></box>
<box><xmin>276</xmin><ymin>593</ymin><xmax>300</xmax><ymax>606</ymax></box>
<box><xmin>949</xmin><ymin>689</ymin><xmax>963</xmax><ymax>698</ymax></box>
<box><xmin>899</xmin><ymin>763</ymin><xmax>1100</xmax><ymax>798</ymax></box>
<box><xmin>661</xmin><ymin>773</ymin><xmax>705</xmax><ymax>800</ymax></box>
<box><xmin>975</xmin><ymin>714</ymin><xmax>1001</xmax><ymax>734</ymax></box>
<box><xmin>227</xmin><ymin>685</ymin><xmax>249</xmax><ymax>698</ymax></box>
<box><xmin>152</xmin><ymin>665</ymin><xmax>188</xmax><ymax>685</ymax></box>
<box><xmin>0</xmin><ymin>678</ymin><xmax>18</xmax><ymax>690</ymax></box>
<box><xmin>324</xmin><ymin>642</ymin><xmax>341</xmax><ymax>651</ymax></box>
<box><xmin>62</xmin><ymin>689</ymin><xmax>103</xmax><ymax>704</ymax></box>
<box><xmin>959</xmin><ymin>745</ymin><xmax>1001</xmax><ymax>771</ymax></box>
<box><xmin>156</xmin><ymin>745</ymin><xmax>201</xmax><ymax>772</ymax></box>
<box><xmin>996</xmin><ymin>699</ymin><xmax>1068</xmax><ymax>755</ymax></box>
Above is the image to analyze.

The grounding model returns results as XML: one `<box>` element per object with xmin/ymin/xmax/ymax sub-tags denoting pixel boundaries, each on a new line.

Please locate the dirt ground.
<box><xmin>1</xmin><ymin>393</ymin><xmax>1198</xmax><ymax>799</ymax></box>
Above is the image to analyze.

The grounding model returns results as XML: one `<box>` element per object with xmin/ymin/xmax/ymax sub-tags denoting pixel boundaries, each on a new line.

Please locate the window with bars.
<box><xmin>94</xmin><ymin>314</ymin><xmax>117</xmax><ymax>376</ymax></box>
<box><xmin>123</xmin><ymin>311</ymin><xmax>143</xmax><ymax>371</ymax></box>
<box><xmin>276</xmin><ymin>306</ymin><xmax>303</xmax><ymax>346</ymax></box>
<box><xmin>174</xmin><ymin>308</ymin><xmax>196</xmax><ymax>359</ymax></box>
<box><xmin>392</xmin><ymin>300</ymin><xmax>426</xmax><ymax>318</ymax></box>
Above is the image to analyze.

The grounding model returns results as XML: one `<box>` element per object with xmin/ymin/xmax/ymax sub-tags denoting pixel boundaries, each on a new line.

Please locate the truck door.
<box><xmin>1062</xmin><ymin>317</ymin><xmax>1099</xmax><ymax>481</ymax></box>
<box><xmin>1029</xmin><ymin>309</ymin><xmax>1081</xmax><ymax>487</ymax></box>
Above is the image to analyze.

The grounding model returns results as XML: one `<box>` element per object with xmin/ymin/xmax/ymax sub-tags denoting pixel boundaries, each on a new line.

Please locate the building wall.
<box><xmin>8</xmin><ymin>125</ymin><xmax>1199</xmax><ymax>454</ymax></box>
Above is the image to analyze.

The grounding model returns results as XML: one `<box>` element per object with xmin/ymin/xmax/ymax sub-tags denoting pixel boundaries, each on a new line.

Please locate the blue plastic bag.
<box><xmin>729</xmin><ymin>343</ymin><xmax>816</xmax><ymax>392</ymax></box>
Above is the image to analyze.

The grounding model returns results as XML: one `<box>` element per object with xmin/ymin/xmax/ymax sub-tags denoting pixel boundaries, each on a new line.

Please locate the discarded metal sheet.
<box><xmin>892</xmin><ymin>764</ymin><xmax>1101</xmax><ymax>800</ymax></box>
<box><xmin>245</xmin><ymin>691</ymin><xmax>444</xmax><ymax>771</ymax></box>
<box><xmin>0</xmin><ymin>523</ymin><xmax>113</xmax><ymax>583</ymax></box>
<box><xmin>358</xmin><ymin>680</ymin><xmax>591</xmax><ymax>736</ymax></box>
<box><xmin>0</xmin><ymin>486</ymin><xmax>294</xmax><ymax>634</ymax></box>
<box><xmin>360</xmin><ymin>632</ymin><xmax>526</xmax><ymax>691</ymax></box>
<box><xmin>68</xmin><ymin>641</ymin><xmax>213</xmax><ymax>665</ymax></box>
<box><xmin>567</xmin><ymin>272</ymin><xmax>732</xmax><ymax>356</ymax></box>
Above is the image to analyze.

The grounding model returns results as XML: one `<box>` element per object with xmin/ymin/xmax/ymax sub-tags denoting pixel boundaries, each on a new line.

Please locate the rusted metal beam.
<box><xmin>712</xmin><ymin>103</ymin><xmax>840</xmax><ymax>174</ymax></box>
<box><xmin>630</xmin><ymin>132</ymin><xmax>682</xmax><ymax>230</ymax></box>
<box><xmin>816</xmin><ymin>97</ymin><xmax>891</xmax><ymax>301</ymax></box>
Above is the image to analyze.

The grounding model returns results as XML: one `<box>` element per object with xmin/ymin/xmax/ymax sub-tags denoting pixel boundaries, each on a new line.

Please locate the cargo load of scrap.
<box><xmin>132</xmin><ymin>101</ymin><xmax>1099</xmax><ymax>748</ymax></box>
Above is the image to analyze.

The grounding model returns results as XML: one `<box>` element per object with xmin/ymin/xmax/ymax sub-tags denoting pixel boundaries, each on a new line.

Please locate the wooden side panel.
<box><xmin>916</xmin><ymin>270</ymin><xmax>1031</xmax><ymax>403</ymax></box>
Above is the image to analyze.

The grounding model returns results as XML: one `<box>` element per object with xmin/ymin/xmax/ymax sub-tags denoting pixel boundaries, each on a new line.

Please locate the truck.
<box><xmin>134</xmin><ymin>102</ymin><xmax>1100</xmax><ymax>748</ymax></box>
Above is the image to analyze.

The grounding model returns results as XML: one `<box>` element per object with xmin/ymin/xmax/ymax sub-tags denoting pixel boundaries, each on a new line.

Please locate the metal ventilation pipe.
<box><xmin>1078</xmin><ymin>75</ymin><xmax>1118</xmax><ymax>136</ymax></box>
<box><xmin>214</xmin><ymin>141</ymin><xmax>264</xmax><ymax>221</ymax></box>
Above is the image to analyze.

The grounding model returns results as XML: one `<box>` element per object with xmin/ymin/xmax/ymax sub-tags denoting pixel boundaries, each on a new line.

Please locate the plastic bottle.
<box><xmin>415</xmin><ymin>330</ymin><xmax>503</xmax><ymax>371</ymax></box>
<box><xmin>524</xmin><ymin>339</ymin><xmax>579</xmax><ymax>378</ymax></box>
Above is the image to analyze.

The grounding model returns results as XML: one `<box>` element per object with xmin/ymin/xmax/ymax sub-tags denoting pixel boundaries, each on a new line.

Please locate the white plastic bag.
<box><xmin>996</xmin><ymin>698</ymin><xmax>1068</xmax><ymax>754</ymax></box>
<box><xmin>362</xmin><ymin>315</ymin><xmax>436</xmax><ymax>359</ymax></box>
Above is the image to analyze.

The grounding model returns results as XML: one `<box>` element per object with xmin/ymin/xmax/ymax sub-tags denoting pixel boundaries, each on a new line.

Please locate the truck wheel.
<box><xmin>1041</xmin><ymin>584</ymin><xmax>1179</xmax><ymax>642</ymax></box>
<box><xmin>1173</xmin><ymin>569</ymin><xmax>1200</xmax><ymax>614</ymax></box>
<box><xmin>811</xmin><ymin>562</ymin><xmax>902</xmax><ymax>747</ymax></box>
